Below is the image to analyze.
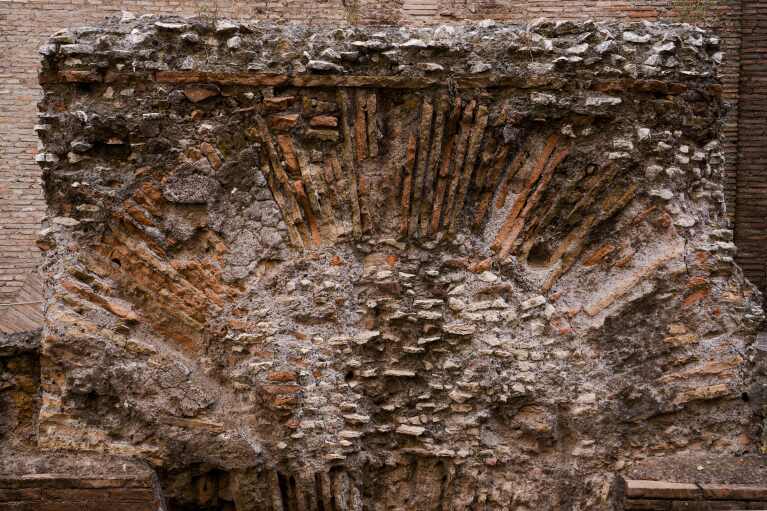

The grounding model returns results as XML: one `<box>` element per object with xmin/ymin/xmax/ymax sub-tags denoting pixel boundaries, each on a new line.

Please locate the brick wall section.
<box><xmin>0</xmin><ymin>0</ymin><xmax>760</xmax><ymax>303</ymax></box>
<box><xmin>0</xmin><ymin>475</ymin><xmax>161</xmax><ymax>511</ymax></box>
<box><xmin>736</xmin><ymin>0</ymin><xmax>767</xmax><ymax>292</ymax></box>
<box><xmin>622</xmin><ymin>478</ymin><xmax>767</xmax><ymax>510</ymax></box>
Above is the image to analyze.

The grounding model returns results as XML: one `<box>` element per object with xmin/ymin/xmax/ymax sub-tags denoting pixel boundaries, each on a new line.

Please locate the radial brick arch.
<box><xmin>248</xmin><ymin>82</ymin><xmax>637</xmax><ymax>296</ymax></box>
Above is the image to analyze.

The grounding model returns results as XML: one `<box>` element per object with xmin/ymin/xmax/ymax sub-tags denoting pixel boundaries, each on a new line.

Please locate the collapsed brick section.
<box><xmin>33</xmin><ymin>16</ymin><xmax>765</xmax><ymax>510</ymax></box>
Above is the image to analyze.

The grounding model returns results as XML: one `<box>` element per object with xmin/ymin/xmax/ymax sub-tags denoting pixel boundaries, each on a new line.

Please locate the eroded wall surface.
<box><xmin>3</xmin><ymin>0</ymin><xmax>759</xmax><ymax>318</ymax></box>
<box><xmin>31</xmin><ymin>17</ymin><xmax>765</xmax><ymax>510</ymax></box>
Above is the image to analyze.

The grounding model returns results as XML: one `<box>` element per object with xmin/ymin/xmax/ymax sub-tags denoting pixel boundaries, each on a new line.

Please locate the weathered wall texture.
<box><xmin>4</xmin><ymin>0</ymin><xmax>766</xmax><ymax>326</ymax></box>
<box><xmin>23</xmin><ymin>16</ymin><xmax>766</xmax><ymax>510</ymax></box>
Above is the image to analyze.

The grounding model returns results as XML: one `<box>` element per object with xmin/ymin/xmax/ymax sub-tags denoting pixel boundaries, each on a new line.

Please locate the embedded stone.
<box><xmin>470</xmin><ymin>62</ymin><xmax>492</xmax><ymax>74</ymax></box>
<box><xmin>443</xmin><ymin>322</ymin><xmax>476</xmax><ymax>337</ymax></box>
<box><xmin>594</xmin><ymin>40</ymin><xmax>615</xmax><ymax>54</ymax></box>
<box><xmin>623</xmin><ymin>31</ymin><xmax>651</xmax><ymax>44</ymax></box>
<box><xmin>354</xmin><ymin>330</ymin><xmax>381</xmax><ymax>345</ymax></box>
<box><xmin>51</xmin><ymin>216</ymin><xmax>80</xmax><ymax>227</ymax></box>
<box><xmin>585</xmin><ymin>94</ymin><xmax>622</xmax><ymax>107</ymax></box>
<box><xmin>155</xmin><ymin>21</ymin><xmax>187</xmax><ymax>31</ymax></box>
<box><xmin>383</xmin><ymin>369</ymin><xmax>416</xmax><ymax>377</ymax></box>
<box><xmin>396</xmin><ymin>425</ymin><xmax>426</xmax><ymax>436</ymax></box>
<box><xmin>521</xmin><ymin>295</ymin><xmax>546</xmax><ymax>310</ymax></box>
<box><xmin>448</xmin><ymin>389</ymin><xmax>473</xmax><ymax>403</ymax></box>
<box><xmin>417</xmin><ymin>62</ymin><xmax>444</xmax><ymax>72</ymax></box>
<box><xmin>401</xmin><ymin>39</ymin><xmax>427</xmax><ymax>48</ymax></box>
<box><xmin>343</xmin><ymin>414</ymin><xmax>371</xmax><ymax>424</ymax></box>
<box><xmin>320</xmin><ymin>47</ymin><xmax>342</xmax><ymax>61</ymax></box>
<box><xmin>566</xmin><ymin>43</ymin><xmax>589</xmax><ymax>55</ymax></box>
<box><xmin>214</xmin><ymin>20</ymin><xmax>239</xmax><ymax>34</ymax></box>
<box><xmin>227</xmin><ymin>36</ymin><xmax>242</xmax><ymax>49</ymax></box>
<box><xmin>183</xmin><ymin>84</ymin><xmax>220</xmax><ymax>103</ymax></box>
<box><xmin>308</xmin><ymin>60</ymin><xmax>345</xmax><ymax>73</ymax></box>
<box><xmin>304</xmin><ymin>129</ymin><xmax>340</xmax><ymax>142</ymax></box>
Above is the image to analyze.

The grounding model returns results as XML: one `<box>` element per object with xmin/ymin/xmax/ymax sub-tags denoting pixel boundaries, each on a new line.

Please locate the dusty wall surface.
<box><xmin>3</xmin><ymin>0</ymin><xmax>765</xmax><ymax>320</ymax></box>
<box><xmin>27</xmin><ymin>16</ymin><xmax>767</xmax><ymax>510</ymax></box>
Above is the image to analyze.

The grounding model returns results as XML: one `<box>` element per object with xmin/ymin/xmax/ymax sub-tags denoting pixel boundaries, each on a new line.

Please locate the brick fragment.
<box><xmin>183</xmin><ymin>84</ymin><xmax>219</xmax><ymax>103</ymax></box>
<box><xmin>270</xmin><ymin>113</ymin><xmax>300</xmax><ymax>130</ymax></box>
<box><xmin>309</xmin><ymin>115</ymin><xmax>338</xmax><ymax>128</ymax></box>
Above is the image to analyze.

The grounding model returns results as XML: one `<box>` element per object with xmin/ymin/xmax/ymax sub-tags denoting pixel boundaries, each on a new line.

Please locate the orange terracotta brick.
<box><xmin>582</xmin><ymin>243</ymin><xmax>616</xmax><ymax>266</ymax></box>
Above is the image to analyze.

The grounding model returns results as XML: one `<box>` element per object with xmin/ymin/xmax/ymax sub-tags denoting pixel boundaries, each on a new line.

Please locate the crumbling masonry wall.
<box><xmin>6</xmin><ymin>0</ymin><xmax>763</xmax><ymax>311</ymax></box>
<box><xmin>25</xmin><ymin>16</ymin><xmax>767</xmax><ymax>510</ymax></box>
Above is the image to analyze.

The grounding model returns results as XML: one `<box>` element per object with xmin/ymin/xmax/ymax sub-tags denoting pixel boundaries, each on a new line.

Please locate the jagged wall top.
<box><xmin>39</xmin><ymin>16</ymin><xmax>723</xmax><ymax>85</ymax></box>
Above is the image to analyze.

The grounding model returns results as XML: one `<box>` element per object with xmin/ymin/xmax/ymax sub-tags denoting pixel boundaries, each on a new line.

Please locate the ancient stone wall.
<box><xmin>2</xmin><ymin>0</ymin><xmax>762</xmax><ymax>320</ymax></box>
<box><xmin>734</xmin><ymin>0</ymin><xmax>767</xmax><ymax>293</ymax></box>
<box><xmin>27</xmin><ymin>16</ymin><xmax>766</xmax><ymax>510</ymax></box>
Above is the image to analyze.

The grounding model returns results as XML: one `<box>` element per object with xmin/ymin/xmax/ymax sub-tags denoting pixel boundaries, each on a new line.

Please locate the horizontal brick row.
<box><xmin>0</xmin><ymin>475</ymin><xmax>159</xmax><ymax>511</ymax></box>
<box><xmin>624</xmin><ymin>479</ymin><xmax>767</xmax><ymax>510</ymax></box>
